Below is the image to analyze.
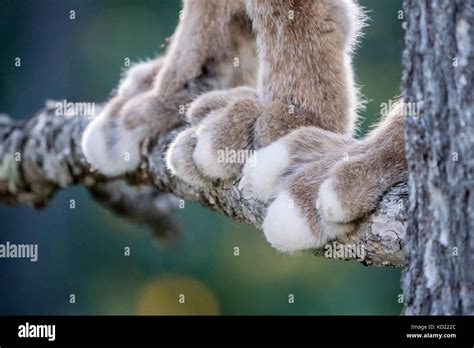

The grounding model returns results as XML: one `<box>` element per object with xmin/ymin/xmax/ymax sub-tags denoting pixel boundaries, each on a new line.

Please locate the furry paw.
<box><xmin>177</xmin><ymin>88</ymin><xmax>261</xmax><ymax>181</ymax></box>
<box><xmin>81</xmin><ymin>59</ymin><xmax>165</xmax><ymax>176</ymax></box>
<box><xmin>238</xmin><ymin>139</ymin><xmax>290</xmax><ymax>202</ymax></box>
<box><xmin>261</xmin><ymin>153</ymin><xmax>357</xmax><ymax>252</ymax></box>
<box><xmin>164</xmin><ymin>87</ymin><xmax>260</xmax><ymax>186</ymax></box>
<box><xmin>82</xmin><ymin>89</ymin><xmax>164</xmax><ymax>176</ymax></box>
<box><xmin>81</xmin><ymin>110</ymin><xmax>146</xmax><ymax>176</ymax></box>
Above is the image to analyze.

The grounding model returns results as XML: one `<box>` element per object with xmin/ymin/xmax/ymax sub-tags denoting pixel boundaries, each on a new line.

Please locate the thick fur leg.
<box><xmin>82</xmin><ymin>0</ymin><xmax>256</xmax><ymax>177</ymax></box>
<box><xmin>168</xmin><ymin>0</ymin><xmax>364</xmax><ymax>189</ymax></box>
<box><xmin>236</xmin><ymin>0</ymin><xmax>364</xmax><ymax>202</ymax></box>
<box><xmin>318</xmin><ymin>101</ymin><xmax>407</xmax><ymax>223</ymax></box>
<box><xmin>245</xmin><ymin>0</ymin><xmax>363</xmax><ymax>140</ymax></box>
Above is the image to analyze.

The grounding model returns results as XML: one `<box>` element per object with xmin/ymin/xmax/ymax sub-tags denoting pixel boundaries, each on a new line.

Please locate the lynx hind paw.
<box><xmin>165</xmin><ymin>127</ymin><xmax>210</xmax><ymax>188</ymax></box>
<box><xmin>81</xmin><ymin>111</ymin><xmax>146</xmax><ymax>177</ymax></box>
<box><xmin>239</xmin><ymin>139</ymin><xmax>291</xmax><ymax>202</ymax></box>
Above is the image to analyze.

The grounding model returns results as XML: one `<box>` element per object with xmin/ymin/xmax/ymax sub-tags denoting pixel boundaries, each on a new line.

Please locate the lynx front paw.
<box><xmin>238</xmin><ymin>140</ymin><xmax>290</xmax><ymax>202</ymax></box>
<box><xmin>81</xmin><ymin>112</ymin><xmax>146</xmax><ymax>176</ymax></box>
<box><xmin>165</xmin><ymin>88</ymin><xmax>260</xmax><ymax>187</ymax></box>
<box><xmin>190</xmin><ymin>95</ymin><xmax>262</xmax><ymax>181</ymax></box>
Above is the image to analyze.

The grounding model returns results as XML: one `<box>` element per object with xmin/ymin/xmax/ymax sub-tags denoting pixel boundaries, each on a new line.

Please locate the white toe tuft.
<box><xmin>239</xmin><ymin>140</ymin><xmax>290</xmax><ymax>202</ymax></box>
<box><xmin>263</xmin><ymin>191</ymin><xmax>322</xmax><ymax>252</ymax></box>
<box><xmin>317</xmin><ymin>179</ymin><xmax>351</xmax><ymax>223</ymax></box>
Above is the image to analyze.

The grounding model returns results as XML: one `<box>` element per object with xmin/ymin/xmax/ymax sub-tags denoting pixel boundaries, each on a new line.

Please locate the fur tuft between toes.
<box><xmin>192</xmin><ymin>128</ymin><xmax>233</xmax><ymax>180</ymax></box>
<box><xmin>239</xmin><ymin>140</ymin><xmax>290</xmax><ymax>202</ymax></box>
<box><xmin>317</xmin><ymin>179</ymin><xmax>353</xmax><ymax>223</ymax></box>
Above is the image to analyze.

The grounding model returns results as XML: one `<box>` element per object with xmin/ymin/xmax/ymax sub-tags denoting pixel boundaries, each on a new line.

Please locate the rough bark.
<box><xmin>0</xmin><ymin>102</ymin><xmax>407</xmax><ymax>267</ymax></box>
<box><xmin>401</xmin><ymin>0</ymin><xmax>474</xmax><ymax>314</ymax></box>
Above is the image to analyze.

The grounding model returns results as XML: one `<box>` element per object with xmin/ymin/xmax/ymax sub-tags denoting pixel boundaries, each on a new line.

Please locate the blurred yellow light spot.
<box><xmin>137</xmin><ymin>274</ymin><xmax>220</xmax><ymax>315</ymax></box>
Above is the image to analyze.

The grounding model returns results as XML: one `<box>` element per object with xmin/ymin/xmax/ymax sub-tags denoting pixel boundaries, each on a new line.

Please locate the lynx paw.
<box><xmin>263</xmin><ymin>187</ymin><xmax>355</xmax><ymax>253</ymax></box>
<box><xmin>238</xmin><ymin>140</ymin><xmax>290</xmax><ymax>201</ymax></box>
<box><xmin>164</xmin><ymin>88</ymin><xmax>260</xmax><ymax>186</ymax></box>
<box><xmin>189</xmin><ymin>90</ymin><xmax>261</xmax><ymax>181</ymax></box>
<box><xmin>81</xmin><ymin>112</ymin><xmax>146</xmax><ymax>176</ymax></box>
<box><xmin>261</xmin><ymin>155</ymin><xmax>358</xmax><ymax>253</ymax></box>
<box><xmin>81</xmin><ymin>59</ymin><xmax>164</xmax><ymax>177</ymax></box>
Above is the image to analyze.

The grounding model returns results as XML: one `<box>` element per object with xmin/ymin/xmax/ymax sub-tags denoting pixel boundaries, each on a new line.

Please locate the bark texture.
<box><xmin>0</xmin><ymin>102</ymin><xmax>407</xmax><ymax>267</ymax></box>
<box><xmin>401</xmin><ymin>0</ymin><xmax>474</xmax><ymax>314</ymax></box>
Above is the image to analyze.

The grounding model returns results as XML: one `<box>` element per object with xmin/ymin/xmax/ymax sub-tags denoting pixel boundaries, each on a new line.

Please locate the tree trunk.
<box><xmin>401</xmin><ymin>0</ymin><xmax>474</xmax><ymax>314</ymax></box>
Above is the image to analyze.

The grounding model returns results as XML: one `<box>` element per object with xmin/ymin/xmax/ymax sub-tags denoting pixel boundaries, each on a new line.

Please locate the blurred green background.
<box><xmin>0</xmin><ymin>0</ymin><xmax>404</xmax><ymax>315</ymax></box>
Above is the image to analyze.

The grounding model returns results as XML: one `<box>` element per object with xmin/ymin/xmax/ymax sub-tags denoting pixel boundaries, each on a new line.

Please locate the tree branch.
<box><xmin>0</xmin><ymin>102</ymin><xmax>407</xmax><ymax>266</ymax></box>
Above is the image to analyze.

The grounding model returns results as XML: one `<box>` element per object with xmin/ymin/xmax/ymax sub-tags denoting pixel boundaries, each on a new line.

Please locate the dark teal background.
<box><xmin>0</xmin><ymin>0</ymin><xmax>404</xmax><ymax>315</ymax></box>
